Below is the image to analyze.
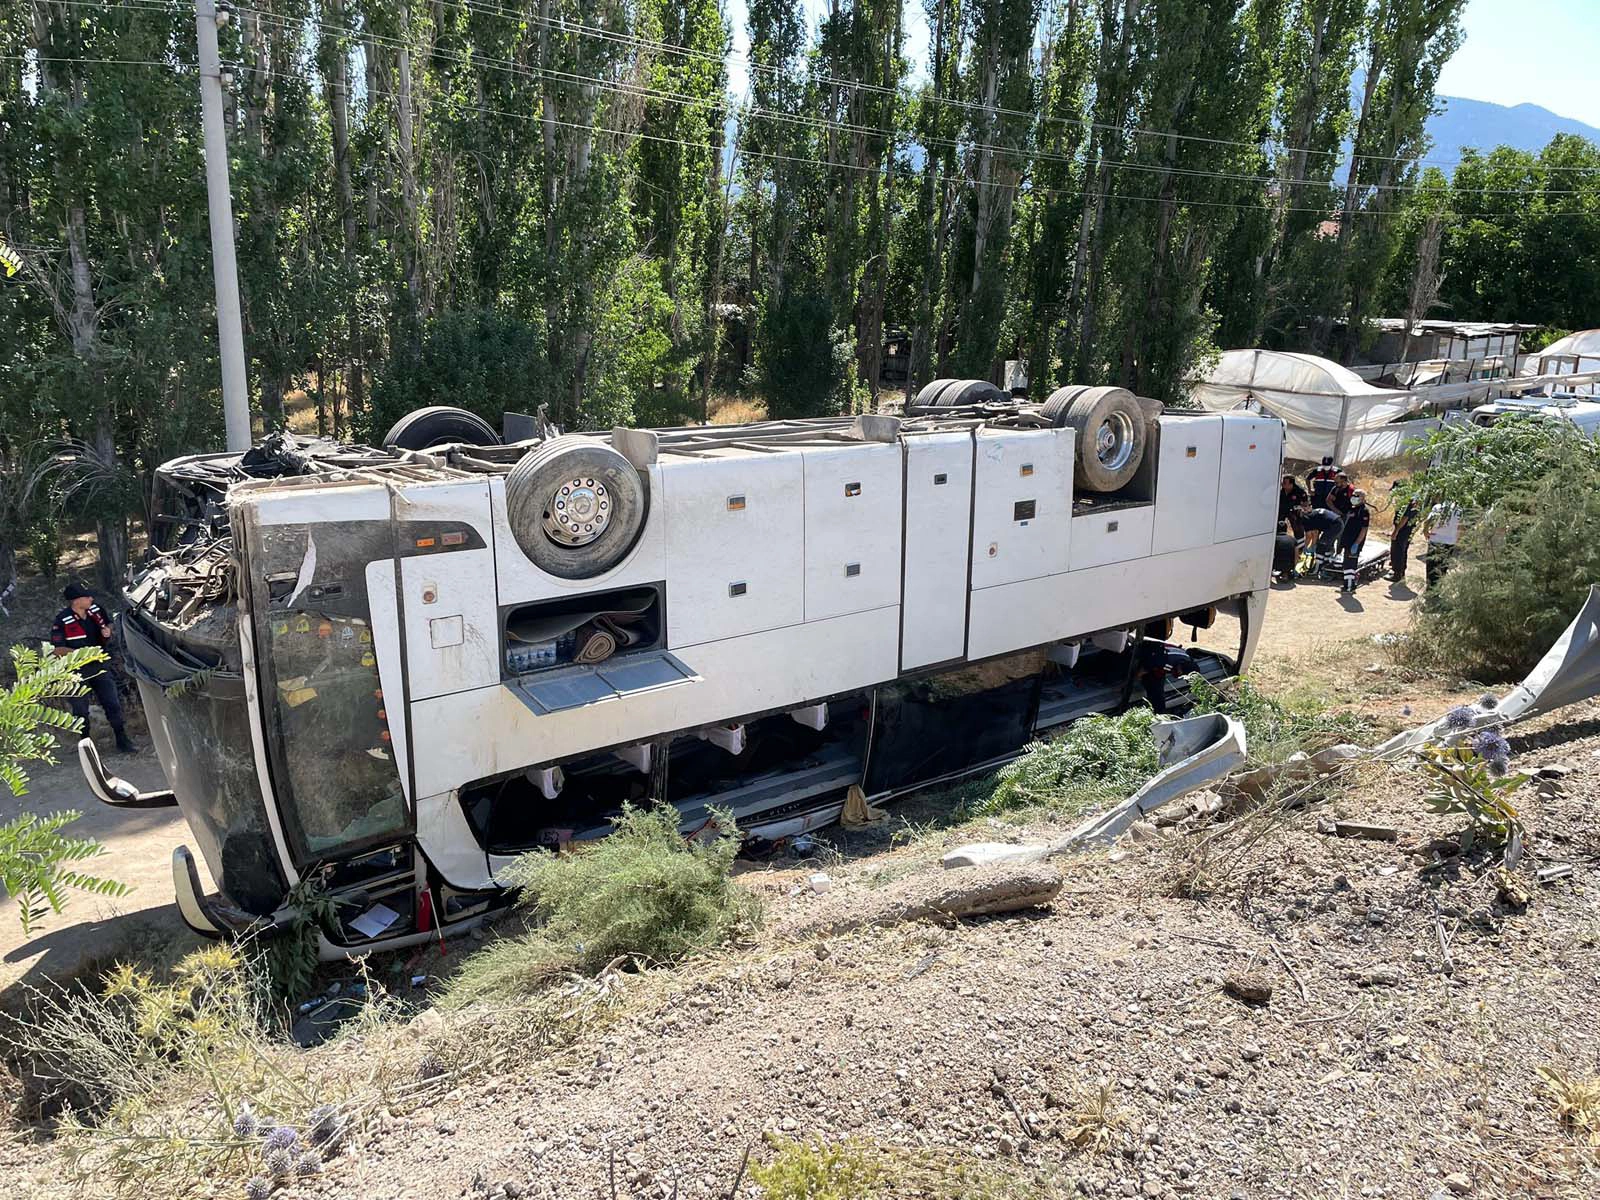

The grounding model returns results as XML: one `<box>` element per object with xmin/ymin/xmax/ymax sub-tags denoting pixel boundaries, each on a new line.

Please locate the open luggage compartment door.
<box><xmin>506</xmin><ymin>651</ymin><xmax>700</xmax><ymax>716</ymax></box>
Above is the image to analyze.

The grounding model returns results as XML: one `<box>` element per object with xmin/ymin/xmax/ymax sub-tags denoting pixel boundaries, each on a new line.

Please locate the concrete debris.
<box><xmin>781</xmin><ymin>861</ymin><xmax>1065</xmax><ymax>941</ymax></box>
<box><xmin>940</xmin><ymin>841</ymin><xmax>1048</xmax><ymax>870</ymax></box>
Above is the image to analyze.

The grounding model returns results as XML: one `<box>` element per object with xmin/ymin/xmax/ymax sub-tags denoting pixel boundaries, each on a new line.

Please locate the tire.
<box><xmin>383</xmin><ymin>405</ymin><xmax>501</xmax><ymax>450</ymax></box>
<box><xmin>933</xmin><ymin>378</ymin><xmax>1008</xmax><ymax>407</ymax></box>
<box><xmin>504</xmin><ymin>436</ymin><xmax>649</xmax><ymax>579</ymax></box>
<box><xmin>1045</xmin><ymin>384</ymin><xmax>1148</xmax><ymax>492</ymax></box>
<box><xmin>1039</xmin><ymin>385</ymin><xmax>1092</xmax><ymax>426</ymax></box>
<box><xmin>913</xmin><ymin>378</ymin><xmax>957</xmax><ymax>407</ymax></box>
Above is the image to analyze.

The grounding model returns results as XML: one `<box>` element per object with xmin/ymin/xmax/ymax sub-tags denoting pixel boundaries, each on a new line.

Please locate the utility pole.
<box><xmin>195</xmin><ymin>0</ymin><xmax>252</xmax><ymax>452</ymax></box>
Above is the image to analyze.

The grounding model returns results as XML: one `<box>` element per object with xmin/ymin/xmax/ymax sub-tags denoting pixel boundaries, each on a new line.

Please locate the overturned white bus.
<box><xmin>81</xmin><ymin>384</ymin><xmax>1281</xmax><ymax>956</ymax></box>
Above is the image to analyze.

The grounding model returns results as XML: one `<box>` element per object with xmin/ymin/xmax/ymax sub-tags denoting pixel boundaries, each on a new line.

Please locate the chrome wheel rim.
<box><xmin>544</xmin><ymin>476</ymin><xmax>611</xmax><ymax>546</ymax></box>
<box><xmin>1095</xmin><ymin>411</ymin><xmax>1136</xmax><ymax>472</ymax></box>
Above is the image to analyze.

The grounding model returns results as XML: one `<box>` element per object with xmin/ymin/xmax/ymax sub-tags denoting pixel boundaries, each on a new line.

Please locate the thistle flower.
<box><xmin>264</xmin><ymin>1125</ymin><xmax>300</xmax><ymax>1154</ymax></box>
<box><xmin>244</xmin><ymin>1176</ymin><xmax>272</xmax><ymax>1200</ymax></box>
<box><xmin>1479</xmin><ymin>692</ymin><xmax>1499</xmax><ymax>710</ymax></box>
<box><xmin>1441</xmin><ymin>705</ymin><xmax>1475</xmax><ymax>731</ymax></box>
<box><xmin>295</xmin><ymin>1152</ymin><xmax>323</xmax><ymax>1177</ymax></box>
<box><xmin>232</xmin><ymin>1106</ymin><xmax>259</xmax><ymax>1139</ymax></box>
<box><xmin>264</xmin><ymin>1148</ymin><xmax>295</xmax><ymax>1179</ymax></box>
<box><xmin>1485</xmin><ymin>756</ymin><xmax>1510</xmax><ymax>777</ymax></box>
<box><xmin>1471</xmin><ymin>728</ymin><xmax>1511</xmax><ymax>765</ymax></box>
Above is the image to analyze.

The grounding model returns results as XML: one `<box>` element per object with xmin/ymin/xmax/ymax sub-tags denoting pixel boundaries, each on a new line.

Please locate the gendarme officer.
<box><xmin>50</xmin><ymin>582</ymin><xmax>137</xmax><ymax>754</ymax></box>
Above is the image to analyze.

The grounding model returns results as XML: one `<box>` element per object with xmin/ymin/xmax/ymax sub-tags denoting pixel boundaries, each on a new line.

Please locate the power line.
<box><xmin>11</xmin><ymin>45</ymin><xmax>1599</xmax><ymax>221</ymax></box>
<box><xmin>449</xmin><ymin>0</ymin><xmax>1600</xmax><ymax>175</ymax></box>
<box><xmin>227</xmin><ymin>4</ymin><xmax>1600</xmax><ymax>200</ymax></box>
<box><xmin>91</xmin><ymin>50</ymin><xmax>1600</xmax><ymax>225</ymax></box>
<box><xmin>33</xmin><ymin>0</ymin><xmax>1600</xmax><ymax>174</ymax></box>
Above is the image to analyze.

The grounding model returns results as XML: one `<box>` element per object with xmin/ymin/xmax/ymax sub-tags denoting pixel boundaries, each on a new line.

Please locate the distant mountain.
<box><xmin>1426</xmin><ymin>95</ymin><xmax>1600</xmax><ymax>163</ymax></box>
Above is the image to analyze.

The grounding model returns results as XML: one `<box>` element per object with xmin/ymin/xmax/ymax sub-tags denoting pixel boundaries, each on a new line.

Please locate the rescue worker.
<box><xmin>1424</xmin><ymin>503</ymin><xmax>1460</xmax><ymax>589</ymax></box>
<box><xmin>1135</xmin><ymin>635</ymin><xmax>1196</xmax><ymax>714</ymax></box>
<box><xmin>1327</xmin><ymin>471</ymin><xmax>1356</xmax><ymax>517</ymax></box>
<box><xmin>1307</xmin><ymin>456</ymin><xmax>1341</xmax><ymax>508</ymax></box>
<box><xmin>1299</xmin><ymin>504</ymin><xmax>1344</xmax><ymax>568</ymax></box>
<box><xmin>50</xmin><ymin>582</ymin><xmax>136</xmax><ymax>753</ymax></box>
<box><xmin>1278</xmin><ymin>475</ymin><xmax>1309</xmax><ymax>538</ymax></box>
<box><xmin>1337</xmin><ymin>490</ymin><xmax>1372</xmax><ymax>593</ymax></box>
<box><xmin>1389</xmin><ymin>484</ymin><xmax>1419</xmax><ymax>581</ymax></box>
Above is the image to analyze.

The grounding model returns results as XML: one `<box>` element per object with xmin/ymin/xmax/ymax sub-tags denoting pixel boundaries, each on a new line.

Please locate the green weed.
<box><xmin>440</xmin><ymin>803</ymin><xmax>758</xmax><ymax>1006</ymax></box>
<box><xmin>978</xmin><ymin>708</ymin><xmax>1160</xmax><ymax>817</ymax></box>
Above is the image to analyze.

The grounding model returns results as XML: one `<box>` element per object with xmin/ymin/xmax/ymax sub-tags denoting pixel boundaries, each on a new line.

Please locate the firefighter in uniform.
<box><xmin>50</xmin><ymin>582</ymin><xmax>137</xmax><ymax>753</ymax></box>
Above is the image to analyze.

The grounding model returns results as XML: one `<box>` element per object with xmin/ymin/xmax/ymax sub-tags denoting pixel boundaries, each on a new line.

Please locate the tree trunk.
<box><xmin>396</xmin><ymin>4</ymin><xmax>424</xmax><ymax>309</ymax></box>
<box><xmin>322</xmin><ymin>0</ymin><xmax>364</xmax><ymax>434</ymax></box>
<box><xmin>30</xmin><ymin>13</ymin><xmax>127</xmax><ymax>588</ymax></box>
<box><xmin>908</xmin><ymin>0</ymin><xmax>950</xmax><ymax>396</ymax></box>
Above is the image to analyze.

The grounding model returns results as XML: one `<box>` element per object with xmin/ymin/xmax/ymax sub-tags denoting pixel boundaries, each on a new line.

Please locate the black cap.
<box><xmin>63</xmin><ymin>582</ymin><xmax>92</xmax><ymax>602</ymax></box>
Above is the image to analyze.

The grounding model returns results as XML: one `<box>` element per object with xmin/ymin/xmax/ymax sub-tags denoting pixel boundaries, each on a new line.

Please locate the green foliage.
<box><xmin>0</xmin><ymin>644</ymin><xmax>128</xmax><ymax>935</ymax></box>
<box><xmin>254</xmin><ymin>878</ymin><xmax>342</xmax><ymax>1004</ymax></box>
<box><xmin>1396</xmin><ymin>417</ymin><xmax>1600</xmax><ymax>519</ymax></box>
<box><xmin>1184</xmin><ymin>674</ymin><xmax>1370</xmax><ymax>766</ymax></box>
<box><xmin>1418</xmin><ymin>744</ymin><xmax>1525</xmax><ymax>852</ymax></box>
<box><xmin>1382</xmin><ymin>135</ymin><xmax>1600</xmax><ymax>331</ymax></box>
<box><xmin>754</xmin><ymin>290</ymin><xmax>858</xmax><ymax>420</ymax></box>
<box><xmin>367</xmin><ymin>308</ymin><xmax>549</xmax><ymax>443</ymax></box>
<box><xmin>750</xmin><ymin>1136</ymin><xmax>1082</xmax><ymax>1199</ymax></box>
<box><xmin>12</xmin><ymin>942</ymin><xmax>367</xmax><ymax>1193</ymax></box>
<box><xmin>1</xmin><ymin>810</ymin><xmax>130</xmax><ymax>937</ymax></box>
<box><xmin>1410</xmin><ymin>453</ymin><xmax>1600</xmax><ymax>680</ymax></box>
<box><xmin>26</xmin><ymin>519</ymin><xmax>63</xmax><ymax>580</ymax></box>
<box><xmin>751</xmin><ymin>1138</ymin><xmax>885</xmax><ymax>1199</ymax></box>
<box><xmin>979</xmin><ymin>708</ymin><xmax>1160</xmax><ymax>817</ymax></box>
<box><xmin>441</xmin><ymin>804</ymin><xmax>757</xmax><ymax>1006</ymax></box>
<box><xmin>1</xmin><ymin>644</ymin><xmax>103</xmax><ymax>796</ymax></box>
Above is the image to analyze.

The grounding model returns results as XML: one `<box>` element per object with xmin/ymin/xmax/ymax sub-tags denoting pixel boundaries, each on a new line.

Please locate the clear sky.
<box><xmin>1438</xmin><ymin>0</ymin><xmax>1600</xmax><ymax>128</ymax></box>
<box><xmin>727</xmin><ymin>0</ymin><xmax>1600</xmax><ymax>129</ymax></box>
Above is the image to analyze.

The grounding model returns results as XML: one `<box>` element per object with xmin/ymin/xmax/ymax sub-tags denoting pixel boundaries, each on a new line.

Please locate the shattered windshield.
<box><xmin>246</xmin><ymin>502</ymin><xmax>410</xmax><ymax>861</ymax></box>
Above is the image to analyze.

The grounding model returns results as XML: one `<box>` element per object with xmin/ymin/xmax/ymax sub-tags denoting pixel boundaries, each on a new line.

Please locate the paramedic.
<box><xmin>1337</xmin><ymin>490</ymin><xmax>1372</xmax><ymax>593</ymax></box>
<box><xmin>50</xmin><ymin>582</ymin><xmax>136</xmax><ymax>754</ymax></box>
<box><xmin>1389</xmin><ymin>485</ymin><xmax>1419</xmax><ymax>581</ymax></box>
<box><xmin>1300</xmin><ymin>504</ymin><xmax>1343</xmax><ymax>560</ymax></box>
<box><xmin>1425</xmin><ymin>503</ymin><xmax>1460</xmax><ymax>589</ymax></box>
<box><xmin>1307</xmin><ymin>456</ymin><xmax>1341</xmax><ymax>507</ymax></box>
<box><xmin>1328</xmin><ymin>472</ymin><xmax>1356</xmax><ymax>516</ymax></box>
<box><xmin>1278</xmin><ymin>475</ymin><xmax>1309</xmax><ymax>536</ymax></box>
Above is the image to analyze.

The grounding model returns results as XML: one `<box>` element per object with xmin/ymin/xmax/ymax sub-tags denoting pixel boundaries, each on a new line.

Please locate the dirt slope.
<box><xmin>316</xmin><ymin>701</ymin><xmax>1600</xmax><ymax>1200</ymax></box>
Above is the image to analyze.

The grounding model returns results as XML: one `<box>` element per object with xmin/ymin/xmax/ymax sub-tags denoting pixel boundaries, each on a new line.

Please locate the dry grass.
<box><xmin>1539</xmin><ymin>1066</ymin><xmax>1600</xmax><ymax>1148</ymax></box>
<box><xmin>707</xmin><ymin>394</ymin><xmax>768</xmax><ymax>425</ymax></box>
<box><xmin>1056</xmin><ymin>1081</ymin><xmax>1128</xmax><ymax>1153</ymax></box>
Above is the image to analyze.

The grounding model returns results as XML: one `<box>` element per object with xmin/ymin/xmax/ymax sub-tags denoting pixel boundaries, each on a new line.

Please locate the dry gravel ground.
<box><xmin>9</xmin><ymin>554</ymin><xmax>1600</xmax><ymax>1199</ymax></box>
<box><xmin>312</xmin><ymin>709</ymin><xmax>1598</xmax><ymax>1200</ymax></box>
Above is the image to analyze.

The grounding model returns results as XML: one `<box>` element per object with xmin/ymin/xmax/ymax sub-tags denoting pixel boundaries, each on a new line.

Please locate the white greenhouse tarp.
<box><xmin>1191</xmin><ymin>349</ymin><xmax>1426</xmax><ymax>462</ymax></box>
<box><xmin>1521</xmin><ymin>329</ymin><xmax>1600</xmax><ymax>394</ymax></box>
